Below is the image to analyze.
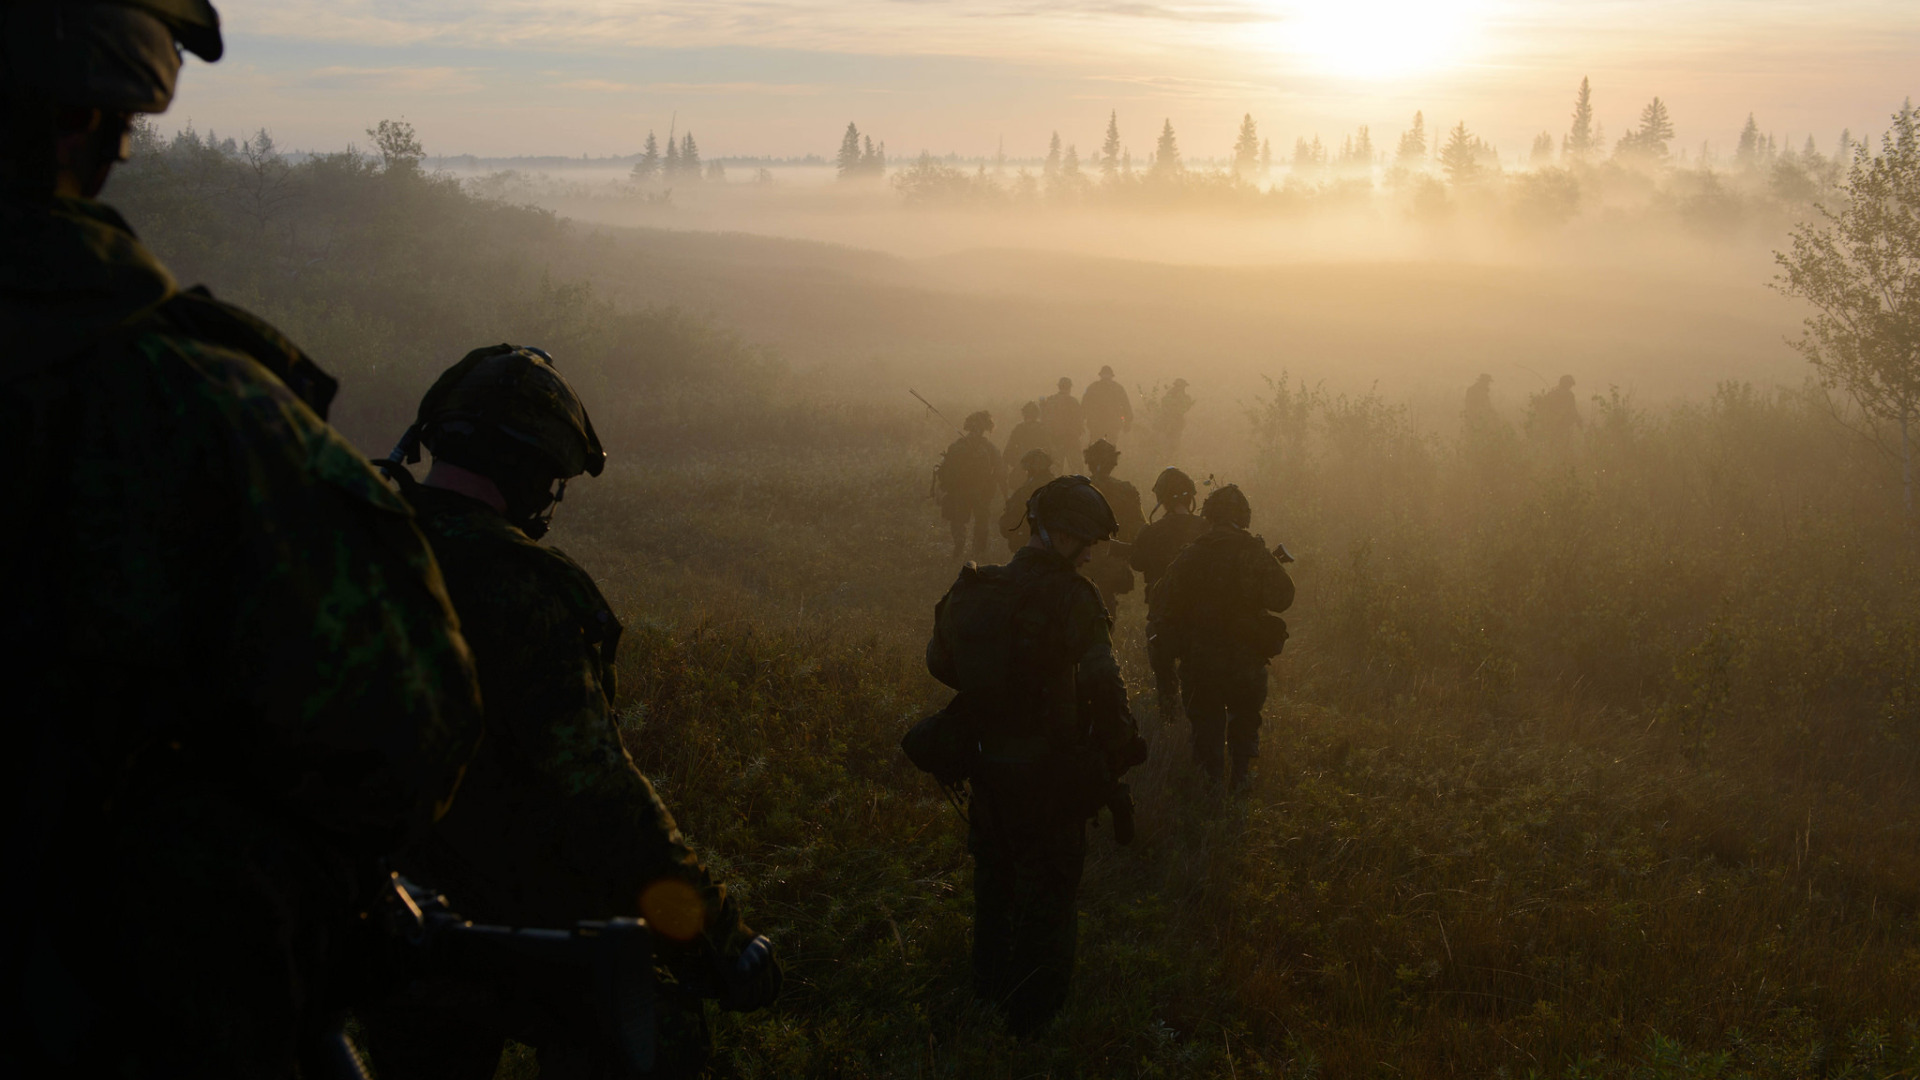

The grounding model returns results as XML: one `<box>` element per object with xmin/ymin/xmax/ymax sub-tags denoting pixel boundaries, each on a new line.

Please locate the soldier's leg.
<box><xmin>1001</xmin><ymin>816</ymin><xmax>1089</xmax><ymax>1035</ymax></box>
<box><xmin>970</xmin><ymin>496</ymin><xmax>992</xmax><ymax>556</ymax></box>
<box><xmin>1225</xmin><ymin>665</ymin><xmax>1271</xmax><ymax>788</ymax></box>
<box><xmin>967</xmin><ymin>797</ymin><xmax>1018</xmax><ymax>1008</ymax></box>
<box><xmin>948</xmin><ymin>515</ymin><xmax>967</xmax><ymax>560</ymax></box>
<box><xmin>1183</xmin><ymin>663</ymin><xmax>1227</xmax><ymax>781</ymax></box>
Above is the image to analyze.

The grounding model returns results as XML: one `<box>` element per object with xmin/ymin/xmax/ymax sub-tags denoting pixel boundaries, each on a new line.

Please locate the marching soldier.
<box><xmin>1000</xmin><ymin>447</ymin><xmax>1056</xmax><ymax>553</ymax></box>
<box><xmin>1080</xmin><ymin>439</ymin><xmax>1146</xmax><ymax>613</ymax></box>
<box><xmin>1131</xmin><ymin>468</ymin><xmax>1212</xmax><ymax>718</ymax></box>
<box><xmin>937</xmin><ymin>410</ymin><xmax>1005</xmax><ymax>560</ymax></box>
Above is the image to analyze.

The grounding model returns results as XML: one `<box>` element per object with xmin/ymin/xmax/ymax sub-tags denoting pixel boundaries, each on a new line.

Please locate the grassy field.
<box><xmin>546</xmin><ymin>386</ymin><xmax>1920</xmax><ymax>1079</ymax></box>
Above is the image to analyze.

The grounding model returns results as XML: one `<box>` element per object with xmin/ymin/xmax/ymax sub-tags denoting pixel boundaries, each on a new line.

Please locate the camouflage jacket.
<box><xmin>1084</xmin><ymin>473</ymin><xmax>1146</xmax><ymax>596</ymax></box>
<box><xmin>938</xmin><ymin>431</ymin><xmax>1003</xmax><ymax>502</ymax></box>
<box><xmin>1131</xmin><ymin>511</ymin><xmax>1212</xmax><ymax>589</ymax></box>
<box><xmin>395</xmin><ymin>486</ymin><xmax>756</xmax><ymax>978</ymax></box>
<box><xmin>926</xmin><ymin>545</ymin><xmax>1135</xmax><ymax>767</ymax></box>
<box><xmin>2</xmin><ymin>194</ymin><xmax>484</xmax><ymax>1044</ymax></box>
<box><xmin>1154</xmin><ymin>524</ymin><xmax>1296</xmax><ymax>665</ymax></box>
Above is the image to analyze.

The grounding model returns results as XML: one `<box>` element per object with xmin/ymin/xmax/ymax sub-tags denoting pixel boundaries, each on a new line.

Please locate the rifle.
<box><xmin>909</xmin><ymin>388</ymin><xmax>955</xmax><ymax>429</ymax></box>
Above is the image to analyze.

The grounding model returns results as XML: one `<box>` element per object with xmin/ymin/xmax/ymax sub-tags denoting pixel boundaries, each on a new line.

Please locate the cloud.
<box><xmin>551</xmin><ymin>78</ymin><xmax>828</xmax><ymax>95</ymax></box>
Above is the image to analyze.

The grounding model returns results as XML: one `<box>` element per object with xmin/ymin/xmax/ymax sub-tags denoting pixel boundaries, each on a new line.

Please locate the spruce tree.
<box><xmin>664</xmin><ymin>127</ymin><xmax>681</xmax><ymax>179</ymax></box>
<box><xmin>1233</xmin><ymin>113</ymin><xmax>1260</xmax><ymax>177</ymax></box>
<box><xmin>1396</xmin><ymin>111</ymin><xmax>1427</xmax><ymax>166</ymax></box>
<box><xmin>1101</xmin><ymin>111</ymin><xmax>1121</xmax><ymax>180</ymax></box>
<box><xmin>1736</xmin><ymin>115</ymin><xmax>1761</xmax><ymax>168</ymax></box>
<box><xmin>631</xmin><ymin>131</ymin><xmax>660</xmax><ymax>181</ymax></box>
<box><xmin>1530</xmin><ymin>131</ymin><xmax>1554</xmax><ymax>165</ymax></box>
<box><xmin>1045</xmin><ymin>132</ymin><xmax>1062</xmax><ymax>180</ymax></box>
<box><xmin>1152</xmin><ymin>118</ymin><xmax>1181</xmax><ymax>177</ymax></box>
<box><xmin>1567</xmin><ymin>77</ymin><xmax>1595</xmax><ymax>160</ymax></box>
<box><xmin>681</xmin><ymin>132</ymin><xmax>701</xmax><ymax>178</ymax></box>
<box><xmin>1616</xmin><ymin>97</ymin><xmax>1673</xmax><ymax>160</ymax></box>
<box><xmin>1440</xmin><ymin>120</ymin><xmax>1481</xmax><ymax>186</ymax></box>
<box><xmin>1260</xmin><ymin>137</ymin><xmax>1272</xmax><ymax>175</ymax></box>
<box><xmin>836</xmin><ymin>122</ymin><xmax>862</xmax><ymax>178</ymax></box>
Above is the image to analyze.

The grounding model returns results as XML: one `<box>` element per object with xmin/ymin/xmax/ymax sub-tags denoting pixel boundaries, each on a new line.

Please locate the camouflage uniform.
<box><xmin>939</xmin><ymin>428</ymin><xmax>1003</xmax><ymax>559</ymax></box>
<box><xmin>1040</xmin><ymin>384</ymin><xmax>1083</xmax><ymax>463</ymax></box>
<box><xmin>1083</xmin><ymin>449</ymin><xmax>1146</xmax><ymax>613</ymax></box>
<box><xmin>1001</xmin><ymin>407</ymin><xmax>1049</xmax><ymax>488</ymax></box>
<box><xmin>1131</xmin><ymin>510</ymin><xmax>1212</xmax><ymax>714</ymax></box>
<box><xmin>364</xmin><ymin>485</ymin><xmax>759</xmax><ymax>1079</ymax></box>
<box><xmin>3</xmin><ymin>194</ymin><xmax>483</xmax><ymax>1077</ymax></box>
<box><xmin>1156</xmin><ymin>521</ymin><xmax>1295</xmax><ymax>783</ymax></box>
<box><xmin>927</xmin><ymin>537</ymin><xmax>1137</xmax><ymax>1034</ymax></box>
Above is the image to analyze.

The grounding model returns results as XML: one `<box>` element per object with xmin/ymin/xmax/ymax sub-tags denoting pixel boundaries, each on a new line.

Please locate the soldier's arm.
<box><xmin>1066</xmin><ymin>582</ymin><xmax>1136</xmax><ymax>748</ymax></box>
<box><xmin>926</xmin><ymin>592</ymin><xmax>960</xmax><ymax>689</ymax></box>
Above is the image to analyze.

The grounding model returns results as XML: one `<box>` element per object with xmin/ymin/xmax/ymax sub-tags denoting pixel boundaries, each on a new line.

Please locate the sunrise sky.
<box><xmin>168</xmin><ymin>1</ymin><xmax>1918</xmax><ymax>164</ymax></box>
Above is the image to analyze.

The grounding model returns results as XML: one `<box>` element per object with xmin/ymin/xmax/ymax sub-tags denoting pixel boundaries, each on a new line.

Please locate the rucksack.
<box><xmin>1159</xmin><ymin>531</ymin><xmax>1288</xmax><ymax>660</ymax></box>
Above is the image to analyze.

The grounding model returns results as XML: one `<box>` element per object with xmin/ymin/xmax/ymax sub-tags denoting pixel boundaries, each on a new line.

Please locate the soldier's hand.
<box><xmin>717</xmin><ymin>934</ymin><xmax>782</xmax><ymax>1012</ymax></box>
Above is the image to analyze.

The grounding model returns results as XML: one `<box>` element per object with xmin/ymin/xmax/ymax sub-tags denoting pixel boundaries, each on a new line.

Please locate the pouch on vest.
<box><xmin>1248</xmin><ymin>612</ymin><xmax>1290</xmax><ymax>659</ymax></box>
<box><xmin>902</xmin><ymin>693</ymin><xmax>981</xmax><ymax>785</ymax></box>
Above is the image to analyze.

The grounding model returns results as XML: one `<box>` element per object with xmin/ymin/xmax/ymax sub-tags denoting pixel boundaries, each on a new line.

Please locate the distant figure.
<box><xmin>1002</xmin><ymin>400</ymin><xmax>1049</xmax><ymax>488</ymax></box>
<box><xmin>1463</xmin><ymin>373</ymin><xmax>1497</xmax><ymax>431</ymax></box>
<box><xmin>1154</xmin><ymin>485</ymin><xmax>1296</xmax><ymax>788</ymax></box>
<box><xmin>1080</xmin><ymin>439</ymin><xmax>1147</xmax><ymax>613</ymax></box>
<box><xmin>937</xmin><ymin>410</ymin><xmax>1006</xmax><ymax>560</ymax></box>
<box><xmin>1527</xmin><ymin>374</ymin><xmax>1582</xmax><ymax>445</ymax></box>
<box><xmin>1082</xmin><ymin>364</ymin><xmax>1135</xmax><ymax>444</ymax></box>
<box><xmin>1157</xmin><ymin>378</ymin><xmax>1194</xmax><ymax>458</ymax></box>
<box><xmin>1041</xmin><ymin>377</ymin><xmax>1083</xmax><ymax>462</ymax></box>
<box><xmin>1000</xmin><ymin>448</ymin><xmax>1056</xmax><ymax>553</ymax></box>
<box><xmin>1131</xmin><ymin>468</ymin><xmax>1213</xmax><ymax>719</ymax></box>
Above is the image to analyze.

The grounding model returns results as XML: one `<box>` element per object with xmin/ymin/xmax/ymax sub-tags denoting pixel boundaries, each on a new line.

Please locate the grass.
<box><xmin>531</xmin><ymin>386</ymin><xmax>1920</xmax><ymax>1078</ymax></box>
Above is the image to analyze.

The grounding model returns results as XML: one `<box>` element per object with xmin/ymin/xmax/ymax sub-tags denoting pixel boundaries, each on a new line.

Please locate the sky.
<box><xmin>165</xmin><ymin>1</ymin><xmax>1919</xmax><ymax>164</ymax></box>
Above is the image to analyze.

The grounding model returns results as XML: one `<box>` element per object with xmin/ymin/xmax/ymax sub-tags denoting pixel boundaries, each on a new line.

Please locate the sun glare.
<box><xmin>1268</xmin><ymin>0</ymin><xmax>1487</xmax><ymax>81</ymax></box>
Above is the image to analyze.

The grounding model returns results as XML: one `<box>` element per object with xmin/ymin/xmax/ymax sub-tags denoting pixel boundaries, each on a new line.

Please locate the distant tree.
<box><xmin>1044</xmin><ymin>131</ymin><xmax>1062</xmax><ymax>180</ymax></box>
<box><xmin>1152</xmin><ymin>118</ymin><xmax>1182</xmax><ymax>177</ymax></box>
<box><xmin>1101</xmin><ymin>111</ymin><xmax>1122</xmax><ymax>181</ymax></box>
<box><xmin>1121</xmin><ymin>146</ymin><xmax>1133</xmax><ymax>175</ymax></box>
<box><xmin>631</xmin><ymin>131</ymin><xmax>660</xmax><ymax>182</ymax></box>
<box><xmin>836</xmin><ymin>122</ymin><xmax>863</xmax><ymax>179</ymax></box>
<box><xmin>1233</xmin><ymin>113</ymin><xmax>1260</xmax><ymax>177</ymax></box>
<box><xmin>1615</xmin><ymin>97</ymin><xmax>1674</xmax><ymax>162</ymax></box>
<box><xmin>1062</xmin><ymin>143</ymin><xmax>1082</xmax><ymax>181</ymax></box>
<box><xmin>1530</xmin><ymin>131</ymin><xmax>1555</xmax><ymax>165</ymax></box>
<box><xmin>1292</xmin><ymin>135</ymin><xmax>1326</xmax><ymax>173</ymax></box>
<box><xmin>680</xmin><ymin>132</ymin><xmax>701</xmax><ymax>179</ymax></box>
<box><xmin>1565</xmin><ymin>77</ymin><xmax>1595</xmax><ymax>160</ymax></box>
<box><xmin>1259</xmin><ymin>137</ymin><xmax>1272</xmax><ymax>176</ymax></box>
<box><xmin>367</xmin><ymin>118</ymin><xmax>424</xmax><ymax>175</ymax></box>
<box><xmin>859</xmin><ymin>135</ymin><xmax>885</xmax><ymax>176</ymax></box>
<box><xmin>1774</xmin><ymin>102</ymin><xmax>1920</xmax><ymax>517</ymax></box>
<box><xmin>1735</xmin><ymin>114</ymin><xmax>1762</xmax><ymax>170</ymax></box>
<box><xmin>1335</xmin><ymin>125</ymin><xmax>1373</xmax><ymax>173</ymax></box>
<box><xmin>1396</xmin><ymin>111</ymin><xmax>1427</xmax><ymax>167</ymax></box>
<box><xmin>1439</xmin><ymin>120</ymin><xmax>1482</xmax><ymax>186</ymax></box>
<box><xmin>664</xmin><ymin>125</ymin><xmax>682</xmax><ymax>179</ymax></box>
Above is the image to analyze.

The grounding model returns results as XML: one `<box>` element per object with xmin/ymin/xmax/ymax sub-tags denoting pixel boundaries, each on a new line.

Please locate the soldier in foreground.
<box><xmin>1080</xmin><ymin>439</ymin><xmax>1147</xmax><ymax>613</ymax></box>
<box><xmin>1081</xmin><ymin>364</ymin><xmax>1135</xmax><ymax>444</ymax></box>
<box><xmin>1041</xmin><ymin>376</ymin><xmax>1083</xmax><ymax>462</ymax></box>
<box><xmin>1154</xmin><ymin>485</ymin><xmax>1295</xmax><ymax>787</ymax></box>
<box><xmin>926</xmin><ymin>477</ymin><xmax>1145</xmax><ymax>1035</ymax></box>
<box><xmin>937</xmin><ymin>409</ymin><xmax>1005</xmax><ymax>560</ymax></box>
<box><xmin>363</xmin><ymin>346</ymin><xmax>780</xmax><ymax>1077</ymax></box>
<box><xmin>1001</xmin><ymin>400</ymin><xmax>1049</xmax><ymax>487</ymax></box>
<box><xmin>2</xmin><ymin>2</ymin><xmax>485</xmax><ymax>1073</ymax></box>
<box><xmin>1130</xmin><ymin>468</ymin><xmax>1213</xmax><ymax>718</ymax></box>
<box><xmin>1000</xmin><ymin>447</ymin><xmax>1056</xmax><ymax>553</ymax></box>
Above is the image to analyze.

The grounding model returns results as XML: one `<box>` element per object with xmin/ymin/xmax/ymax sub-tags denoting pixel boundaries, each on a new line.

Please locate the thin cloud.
<box><xmin>303</xmin><ymin>66</ymin><xmax>486</xmax><ymax>94</ymax></box>
<box><xmin>552</xmin><ymin>78</ymin><xmax>828</xmax><ymax>95</ymax></box>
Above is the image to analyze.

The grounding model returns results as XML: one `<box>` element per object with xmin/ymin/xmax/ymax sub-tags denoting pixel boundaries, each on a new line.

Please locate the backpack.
<box><xmin>1159</xmin><ymin>531</ymin><xmax>1289</xmax><ymax>660</ymax></box>
<box><xmin>935</xmin><ymin>434</ymin><xmax>996</xmax><ymax>496</ymax></box>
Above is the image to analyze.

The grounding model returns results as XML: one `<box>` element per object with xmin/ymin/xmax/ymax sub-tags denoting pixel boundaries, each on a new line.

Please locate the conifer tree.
<box><xmin>1101</xmin><ymin>111</ymin><xmax>1121</xmax><ymax>180</ymax></box>
<box><xmin>1566</xmin><ymin>77</ymin><xmax>1595</xmax><ymax>160</ymax></box>
<box><xmin>1530</xmin><ymin>131</ymin><xmax>1555</xmax><ymax>165</ymax></box>
<box><xmin>1121</xmin><ymin>146</ymin><xmax>1133</xmax><ymax>175</ymax></box>
<box><xmin>1233</xmin><ymin>113</ymin><xmax>1260</xmax><ymax>177</ymax></box>
<box><xmin>1736</xmin><ymin>114</ymin><xmax>1762</xmax><ymax>169</ymax></box>
<box><xmin>1152</xmin><ymin>118</ymin><xmax>1181</xmax><ymax>177</ymax></box>
<box><xmin>1396</xmin><ymin>111</ymin><xmax>1427</xmax><ymax>167</ymax></box>
<box><xmin>1440</xmin><ymin>120</ymin><xmax>1481</xmax><ymax>186</ymax></box>
<box><xmin>836</xmin><ymin>122</ymin><xmax>863</xmax><ymax>178</ymax></box>
<box><xmin>680</xmin><ymin>132</ymin><xmax>701</xmax><ymax>178</ymax></box>
<box><xmin>1260</xmin><ymin>137</ymin><xmax>1272</xmax><ymax>175</ymax></box>
<box><xmin>1615</xmin><ymin>97</ymin><xmax>1674</xmax><ymax>161</ymax></box>
<box><xmin>631</xmin><ymin>131</ymin><xmax>660</xmax><ymax>182</ymax></box>
<box><xmin>1044</xmin><ymin>131</ymin><xmax>1062</xmax><ymax>180</ymax></box>
<box><xmin>664</xmin><ymin>125</ymin><xmax>681</xmax><ymax>178</ymax></box>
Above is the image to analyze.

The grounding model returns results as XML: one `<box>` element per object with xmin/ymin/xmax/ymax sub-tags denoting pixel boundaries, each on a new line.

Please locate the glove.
<box><xmin>716</xmin><ymin>934</ymin><xmax>782</xmax><ymax>1012</ymax></box>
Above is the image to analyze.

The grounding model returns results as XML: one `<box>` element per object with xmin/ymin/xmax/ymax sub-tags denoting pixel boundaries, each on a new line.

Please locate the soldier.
<box><xmin>937</xmin><ymin>410</ymin><xmax>1005</xmax><ymax>560</ymax></box>
<box><xmin>1000</xmin><ymin>447</ymin><xmax>1055</xmax><ymax>553</ymax></box>
<box><xmin>1527</xmin><ymin>374</ymin><xmax>1582</xmax><ymax>445</ymax></box>
<box><xmin>1130</xmin><ymin>468</ymin><xmax>1212</xmax><ymax>718</ymax></box>
<box><xmin>1080</xmin><ymin>439</ymin><xmax>1146</xmax><ymax>614</ymax></box>
<box><xmin>1155</xmin><ymin>485</ymin><xmax>1295</xmax><ymax>788</ymax></box>
<box><xmin>1081</xmin><ymin>364</ymin><xmax>1135</xmax><ymax>444</ymax></box>
<box><xmin>1040</xmin><ymin>377</ymin><xmax>1083</xmax><ymax>462</ymax></box>
<box><xmin>926</xmin><ymin>477</ymin><xmax>1144</xmax><ymax>1035</ymax></box>
<box><xmin>1156</xmin><ymin>378</ymin><xmax>1194</xmax><ymax>458</ymax></box>
<box><xmin>1001</xmin><ymin>400</ymin><xmax>1049</xmax><ymax>488</ymax></box>
<box><xmin>2</xmin><ymin>2</ymin><xmax>485</xmax><ymax>1074</ymax></box>
<box><xmin>1463</xmin><ymin>373</ymin><xmax>1496</xmax><ymax>431</ymax></box>
<box><xmin>360</xmin><ymin>346</ymin><xmax>779</xmax><ymax>1078</ymax></box>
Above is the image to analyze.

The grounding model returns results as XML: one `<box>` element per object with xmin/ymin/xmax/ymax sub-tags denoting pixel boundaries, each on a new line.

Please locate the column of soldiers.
<box><xmin>5</xmin><ymin>4</ymin><xmax>777</xmax><ymax>1077</ymax></box>
<box><xmin>920</xmin><ymin>369</ymin><xmax>1299</xmax><ymax>1036</ymax></box>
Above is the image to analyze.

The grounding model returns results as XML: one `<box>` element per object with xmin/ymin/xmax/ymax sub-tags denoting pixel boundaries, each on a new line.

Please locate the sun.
<box><xmin>1265</xmin><ymin>0</ymin><xmax>1488</xmax><ymax>81</ymax></box>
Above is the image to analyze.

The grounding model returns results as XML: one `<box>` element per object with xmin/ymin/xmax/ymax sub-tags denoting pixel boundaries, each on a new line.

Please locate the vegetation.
<box><xmin>108</xmin><ymin>107</ymin><xmax>1920</xmax><ymax>1077</ymax></box>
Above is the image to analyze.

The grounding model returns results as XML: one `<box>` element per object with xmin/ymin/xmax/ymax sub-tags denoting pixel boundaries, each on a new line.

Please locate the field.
<box><xmin>112</xmin><ymin>125</ymin><xmax>1920</xmax><ymax>1077</ymax></box>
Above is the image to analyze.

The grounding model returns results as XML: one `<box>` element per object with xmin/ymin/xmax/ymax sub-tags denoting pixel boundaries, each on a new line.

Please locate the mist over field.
<box><xmin>110</xmin><ymin>49</ymin><xmax>1920</xmax><ymax>1074</ymax></box>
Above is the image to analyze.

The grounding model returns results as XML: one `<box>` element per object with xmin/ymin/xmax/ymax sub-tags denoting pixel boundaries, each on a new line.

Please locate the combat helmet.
<box><xmin>1019</xmin><ymin>447</ymin><xmax>1053</xmax><ymax>474</ymax></box>
<box><xmin>964</xmin><ymin>410</ymin><xmax>994</xmax><ymax>434</ymax></box>
<box><xmin>399</xmin><ymin>344</ymin><xmax>606</xmax><ymax>481</ymax></box>
<box><xmin>1082</xmin><ymin>438</ymin><xmax>1119</xmax><ymax>471</ymax></box>
<box><xmin>1150</xmin><ymin>467</ymin><xmax>1196</xmax><ymax>517</ymax></box>
<box><xmin>3</xmin><ymin>0</ymin><xmax>223</xmax><ymax>113</ymax></box>
<box><xmin>1201</xmin><ymin>483</ymin><xmax>1251</xmax><ymax>529</ymax></box>
<box><xmin>1026</xmin><ymin>475</ymin><xmax>1118</xmax><ymax>544</ymax></box>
